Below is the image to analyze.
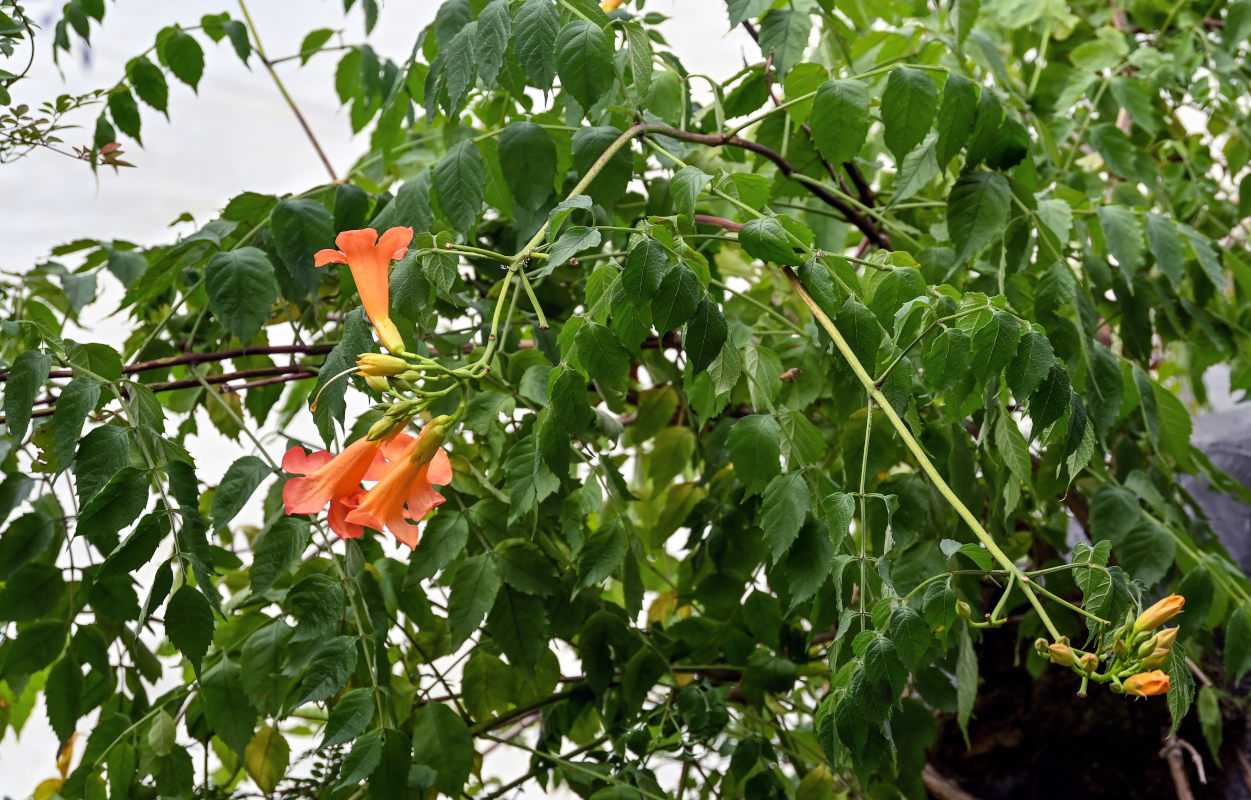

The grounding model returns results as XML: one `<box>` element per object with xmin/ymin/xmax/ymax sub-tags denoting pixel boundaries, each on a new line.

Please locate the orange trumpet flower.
<box><xmin>346</xmin><ymin>418</ymin><xmax>452</xmax><ymax>549</ymax></box>
<box><xmin>315</xmin><ymin>227</ymin><xmax>413</xmax><ymax>354</ymax></box>
<box><xmin>282</xmin><ymin>432</ymin><xmax>413</xmax><ymax>540</ymax></box>
<box><xmin>1123</xmin><ymin>670</ymin><xmax>1170</xmax><ymax>697</ymax></box>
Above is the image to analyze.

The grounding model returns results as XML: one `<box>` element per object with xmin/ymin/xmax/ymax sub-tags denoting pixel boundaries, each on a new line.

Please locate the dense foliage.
<box><xmin>3</xmin><ymin>0</ymin><xmax>1251</xmax><ymax>797</ymax></box>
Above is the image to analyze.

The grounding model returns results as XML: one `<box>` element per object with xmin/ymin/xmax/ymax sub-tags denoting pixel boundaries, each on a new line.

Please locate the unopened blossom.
<box><xmin>1123</xmin><ymin>670</ymin><xmax>1170</xmax><ymax>697</ymax></box>
<box><xmin>1132</xmin><ymin>595</ymin><xmax>1185</xmax><ymax>633</ymax></box>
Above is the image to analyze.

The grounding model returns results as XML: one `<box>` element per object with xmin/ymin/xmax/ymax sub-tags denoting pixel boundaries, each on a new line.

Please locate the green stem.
<box><xmin>781</xmin><ymin>267</ymin><xmax>1063</xmax><ymax>640</ymax></box>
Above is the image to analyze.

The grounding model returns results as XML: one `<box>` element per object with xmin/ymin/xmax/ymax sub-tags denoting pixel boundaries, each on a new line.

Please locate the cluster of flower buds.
<box><xmin>1033</xmin><ymin>594</ymin><xmax>1184</xmax><ymax>697</ymax></box>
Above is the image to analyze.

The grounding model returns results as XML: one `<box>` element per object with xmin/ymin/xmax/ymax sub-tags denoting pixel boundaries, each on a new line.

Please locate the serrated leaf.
<box><xmin>433</xmin><ymin>140</ymin><xmax>485</xmax><ymax>233</ymax></box>
<box><xmin>651</xmin><ymin>263</ymin><xmax>702</xmax><ymax>334</ymax></box>
<box><xmin>166</xmin><ymin>585</ymin><xmax>214</xmax><ymax>671</ymax></box>
<box><xmin>4</xmin><ymin>350</ymin><xmax>51</xmax><ymax>443</ymax></box>
<box><xmin>577</xmin><ymin>522</ymin><xmax>627</xmax><ymax>590</ymax></box>
<box><xmin>729</xmin><ymin>414</ymin><xmax>782</xmax><ymax>496</ymax></box>
<box><xmin>935</xmin><ymin>72</ymin><xmax>978</xmax><ymax>166</ymax></box>
<box><xmin>671</xmin><ymin>166</ymin><xmax>711</xmax><ymax>219</ymax></box>
<box><xmin>514</xmin><ymin>0</ymin><xmax>559</xmax><ymax>91</ymax></box>
<box><xmin>161</xmin><ymin>27</ymin><xmax>205</xmax><ymax>89</ymax></box>
<box><xmin>244</xmin><ymin>726</ymin><xmax>289</xmax><ymax>794</ymax></box>
<box><xmin>210</xmin><ymin>455</ymin><xmax>272</xmax><ymax>528</ymax></box>
<box><xmin>739</xmin><ymin>217</ymin><xmax>803</xmax><ymax>266</ymax></box>
<box><xmin>52</xmin><ymin>377</ymin><xmax>100</xmax><ymax>471</ymax></box>
<box><xmin>448</xmin><ymin>554</ymin><xmax>501</xmax><ymax>647</ymax></box>
<box><xmin>761</xmin><ymin>471</ymin><xmax>810</xmax><ymax>563</ymax></box>
<box><xmin>321</xmin><ymin>687</ymin><xmax>375</xmax><ymax>749</ymax></box>
<box><xmin>556</xmin><ymin>20</ymin><xmax>614</xmax><ymax>112</ymax></box>
<box><xmin>947</xmin><ymin>170</ymin><xmax>1011</xmax><ymax>263</ymax></box>
<box><xmin>756</xmin><ymin>9</ymin><xmax>811</xmax><ymax>78</ymax></box>
<box><xmin>881</xmin><ymin>67</ymin><xmax>938</xmax><ymax>162</ymax></box>
<box><xmin>922</xmin><ymin>327</ymin><xmax>970</xmax><ymax>394</ymax></box>
<box><xmin>498</xmin><ymin>121</ymin><xmax>556</xmax><ymax>211</ymax></box>
<box><xmin>969</xmin><ymin>310</ymin><xmax>1022</xmax><ymax>380</ymax></box>
<box><xmin>811</xmin><ymin>80</ymin><xmax>870</xmax><ymax>166</ymax></box>
<box><xmin>494</xmin><ymin>538</ymin><xmax>560</xmax><ymax>596</ymax></box>
<box><xmin>205</xmin><ymin>248</ymin><xmax>277</xmax><ymax>342</ymax></box>
<box><xmin>1006</xmin><ymin>330</ymin><xmax>1054</xmax><ymax>399</ymax></box>
<box><xmin>684</xmin><ymin>298</ymin><xmax>728</xmax><ymax>374</ymax></box>
<box><xmin>411</xmin><ymin>702</ymin><xmax>474</xmax><ymax>797</ymax></box>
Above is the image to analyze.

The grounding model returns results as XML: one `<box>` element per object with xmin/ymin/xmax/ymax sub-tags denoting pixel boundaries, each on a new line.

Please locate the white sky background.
<box><xmin>0</xmin><ymin>0</ymin><xmax>755</xmax><ymax>793</ymax></box>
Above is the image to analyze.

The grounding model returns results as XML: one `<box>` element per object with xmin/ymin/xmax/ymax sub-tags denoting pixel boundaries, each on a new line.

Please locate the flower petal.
<box><xmin>377</xmin><ymin>226</ymin><xmax>414</xmax><ymax>261</ymax></box>
<box><xmin>427</xmin><ymin>450</ymin><xmax>453</xmax><ymax>487</ymax></box>
<box><xmin>328</xmin><ymin>495</ymin><xmax>365</xmax><ymax>540</ymax></box>
<box><xmin>283</xmin><ymin>476</ymin><xmax>332</xmax><ymax>515</ymax></box>
<box><xmin>334</xmin><ymin>228</ymin><xmax>379</xmax><ymax>253</ymax></box>
<box><xmin>314</xmin><ymin>249</ymin><xmax>347</xmax><ymax>267</ymax></box>
<box><xmin>282</xmin><ymin>446</ymin><xmax>333</xmax><ymax>475</ymax></box>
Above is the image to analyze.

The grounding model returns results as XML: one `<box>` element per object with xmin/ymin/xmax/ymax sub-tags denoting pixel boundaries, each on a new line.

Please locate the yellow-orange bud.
<box><xmin>363</xmin><ymin>374</ymin><xmax>391</xmax><ymax>393</ymax></box>
<box><xmin>1132</xmin><ymin>595</ymin><xmax>1185</xmax><ymax>633</ymax></box>
<box><xmin>357</xmin><ymin>353</ymin><xmax>410</xmax><ymax>377</ymax></box>
<box><xmin>1140</xmin><ymin>648</ymin><xmax>1169</xmax><ymax>670</ymax></box>
<box><xmin>602</xmin><ymin>0</ymin><xmax>624</xmax><ymax>10</ymax></box>
<box><xmin>1079</xmin><ymin>653</ymin><xmax>1098</xmax><ymax>673</ymax></box>
<box><xmin>411</xmin><ymin>415</ymin><xmax>452</xmax><ymax>466</ymax></box>
<box><xmin>375</xmin><ymin>317</ymin><xmax>406</xmax><ymax>355</ymax></box>
<box><xmin>1048</xmin><ymin>643</ymin><xmax>1077</xmax><ymax>667</ymax></box>
<box><xmin>1154</xmin><ymin>627</ymin><xmax>1179</xmax><ymax>651</ymax></box>
<box><xmin>1123</xmin><ymin>670</ymin><xmax>1170</xmax><ymax>697</ymax></box>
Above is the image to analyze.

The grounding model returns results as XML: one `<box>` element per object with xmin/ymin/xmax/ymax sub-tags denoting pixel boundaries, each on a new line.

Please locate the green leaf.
<box><xmin>165</xmin><ymin>585</ymin><xmax>214</xmax><ymax>671</ymax></box>
<box><xmin>889</xmin><ymin>606</ymin><xmax>932</xmax><ymax>670</ymax></box>
<box><xmin>1006</xmin><ymin>330</ymin><xmax>1055</xmax><ymax>399</ymax></box>
<box><xmin>671</xmin><ymin>166</ymin><xmax>712</xmax><ymax>219</ymax></box>
<box><xmin>1144</xmin><ymin>212</ymin><xmax>1184</xmax><ymax>288</ymax></box>
<box><xmin>685</xmin><ymin>298</ymin><xmax>729</xmax><ymax>374</ymax></box>
<box><xmin>881</xmin><ymin>67</ymin><xmax>938</xmax><ymax>162</ymax></box>
<box><xmin>784</xmin><ymin>521</ymin><xmax>834</xmax><ymax>611</ymax></box>
<box><xmin>338</xmin><ymin>728</ymin><xmax>382</xmax><ymax>787</ymax></box>
<box><xmin>546</xmin><ymin>226</ymin><xmax>602</xmax><ymax>270</ymax></box>
<box><xmin>622</xmin><ymin>238</ymin><xmax>669</xmax><ymax>305</ymax></box>
<box><xmin>575</xmin><ymin>321</ymin><xmax>630</xmax><ymax>395</ymax></box>
<box><xmin>739</xmin><ymin>217</ymin><xmax>803</xmax><ymax>266</ymax></box>
<box><xmin>947</xmin><ymin>170</ymin><xmax>1011</xmax><ymax>263</ymax></box>
<box><xmin>811</xmin><ymin>80</ymin><xmax>870</xmax><ymax>166</ymax></box>
<box><xmin>160</xmin><ymin>27</ymin><xmax>205</xmax><ymax>89</ymax></box>
<box><xmin>956</xmin><ymin>624</ymin><xmax>977</xmax><ymax>745</ymax></box>
<box><xmin>652</xmin><ymin>263</ymin><xmax>703</xmax><ymax>334</ymax></box>
<box><xmin>498</xmin><ymin>121</ymin><xmax>556</xmax><ymax>211</ymax></box>
<box><xmin>756</xmin><ymin>9</ymin><xmax>812</xmax><ymax>77</ymax></box>
<box><xmin>476</xmin><ymin>0</ymin><xmax>511</xmax><ymax>88</ymax></box>
<box><xmin>322</xmin><ymin>687</ymin><xmax>375</xmax><ymax>748</ymax></box>
<box><xmin>555</xmin><ymin>20</ymin><xmax>614</xmax><ymax>112</ymax></box>
<box><xmin>1097</xmin><ymin>205</ymin><xmax>1144</xmax><ymax>274</ymax></box>
<box><xmin>577</xmin><ymin>522</ymin><xmax>627</xmax><ymax>590</ymax></box>
<box><xmin>1225</xmin><ymin>605</ymin><xmax>1251</xmax><ymax>685</ymax></box>
<box><xmin>271</xmin><ymin>197</ymin><xmax>332</xmax><ymax>293</ymax></box>
<box><xmin>1115</xmin><ymin>520</ymin><xmax>1175</xmax><ymax>585</ymax></box>
<box><xmin>297</xmin><ymin>635</ymin><xmax>357</xmax><ymax>704</ymax></box>
<box><xmin>922</xmin><ymin>328</ymin><xmax>970</xmax><ymax>394</ymax></box>
<box><xmin>205</xmin><ymin>248</ymin><xmax>277</xmax><ymax>342</ymax></box>
<box><xmin>411</xmin><ymin>702</ymin><xmax>474</xmax><ymax>797</ymax></box>
<box><xmin>298</xmin><ymin>28</ymin><xmax>334</xmax><ymax>64</ymax></box>
<box><xmin>935</xmin><ymin>73</ymin><xmax>978</xmax><ymax>166</ymax></box>
<box><xmin>3</xmin><ymin>620</ymin><xmax>66</xmax><ymax>677</ymax></box>
<box><xmin>201</xmin><ymin>659</ymin><xmax>254</xmax><ymax>757</ymax></box>
<box><xmin>447</xmin><ymin>554</ymin><xmax>502</xmax><ymax>647</ymax></box>
<box><xmin>244</xmin><ymin>726</ymin><xmax>289</xmax><ymax>794</ymax></box>
<box><xmin>729</xmin><ymin>414</ymin><xmax>782</xmax><ymax>496</ymax></box>
<box><xmin>77</xmin><ymin>466</ymin><xmax>149</xmax><ymax>553</ymax></box>
<box><xmin>863</xmin><ymin>635</ymin><xmax>907</xmax><ymax>698</ymax></box>
<box><xmin>250</xmin><ymin>516</ymin><xmax>309</xmax><ymax>595</ymax></box>
<box><xmin>4</xmin><ymin>350</ymin><xmax>51</xmax><ymax>443</ymax></box>
<box><xmin>487</xmin><ymin>586</ymin><xmax>550</xmax><ymax>669</ymax></box>
<box><xmin>969</xmin><ymin>310</ymin><xmax>1022</xmax><ymax>380</ymax></box>
<box><xmin>727</xmin><ymin>0</ymin><xmax>772</xmax><ymax>27</ymax></box>
<box><xmin>835</xmin><ymin>297</ymin><xmax>881</xmax><ymax>373</ymax></box>
<box><xmin>494</xmin><ymin>538</ymin><xmax>560</xmax><ymax>596</ymax></box>
<box><xmin>0</xmin><ymin>514</ymin><xmax>55</xmax><ymax>582</ymax></box>
<box><xmin>210</xmin><ymin>455</ymin><xmax>272</xmax><ymax>528</ymax></box>
<box><xmin>1028</xmin><ymin>364</ymin><xmax>1070</xmax><ymax>435</ymax></box>
<box><xmin>411</xmin><ymin>513</ymin><xmax>470</xmax><ymax>581</ymax></box>
<box><xmin>128</xmin><ymin>56</ymin><xmax>168</xmax><ymax>112</ymax></box>
<box><xmin>312</xmin><ymin>308</ymin><xmax>372</xmax><ymax>444</ymax></box>
<box><xmin>108</xmin><ymin>87</ymin><xmax>141</xmax><ymax>142</ymax></box>
<box><xmin>624</xmin><ymin>20</ymin><xmax>652</xmax><ymax>104</ymax></box>
<box><xmin>46</xmin><ymin>655</ymin><xmax>83</xmax><ymax>744</ymax></box>
<box><xmin>514</xmin><ymin>0</ymin><xmax>559</xmax><ymax>91</ymax></box>
<box><xmin>761</xmin><ymin>471</ymin><xmax>810</xmax><ymax>563</ymax></box>
<box><xmin>1165</xmin><ymin>644</ymin><xmax>1195</xmax><ymax>738</ymax></box>
<box><xmin>433</xmin><ymin>140</ymin><xmax>485</xmax><ymax>233</ymax></box>
<box><xmin>571</xmin><ymin>126</ymin><xmax>633</xmax><ymax>207</ymax></box>
<box><xmin>954</xmin><ymin>0</ymin><xmax>980</xmax><ymax>45</ymax></box>
<box><xmin>0</xmin><ymin>563</ymin><xmax>64</xmax><ymax>623</ymax></box>
<box><xmin>51</xmin><ymin>377</ymin><xmax>100</xmax><ymax>471</ymax></box>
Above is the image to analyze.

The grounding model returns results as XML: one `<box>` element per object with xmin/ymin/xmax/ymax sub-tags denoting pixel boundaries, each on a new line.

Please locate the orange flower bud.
<box><xmin>1132</xmin><ymin>595</ymin><xmax>1185</xmax><ymax>633</ymax></box>
<box><xmin>1048</xmin><ymin>643</ymin><xmax>1077</xmax><ymax>667</ymax></box>
<box><xmin>1140</xmin><ymin>648</ymin><xmax>1169</xmax><ymax>670</ymax></box>
<box><xmin>1124</xmin><ymin>670</ymin><xmax>1170</xmax><ymax>697</ymax></box>
<box><xmin>1079</xmin><ymin>653</ymin><xmax>1098</xmax><ymax>673</ymax></box>
<box><xmin>602</xmin><ymin>0</ymin><xmax>624</xmax><ymax>10</ymax></box>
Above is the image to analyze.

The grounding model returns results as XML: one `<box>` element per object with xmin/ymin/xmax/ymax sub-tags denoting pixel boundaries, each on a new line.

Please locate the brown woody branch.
<box><xmin>642</xmin><ymin>124</ymin><xmax>892</xmax><ymax>249</ymax></box>
<box><xmin>0</xmin><ymin>343</ymin><xmax>334</xmax><ymax>383</ymax></box>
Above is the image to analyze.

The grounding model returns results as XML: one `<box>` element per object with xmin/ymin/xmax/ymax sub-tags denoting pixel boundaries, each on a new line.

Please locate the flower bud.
<box><xmin>1048</xmin><ymin>643</ymin><xmax>1077</xmax><ymax>667</ymax></box>
<box><xmin>1079</xmin><ymin>653</ymin><xmax>1098</xmax><ymax>673</ymax></box>
<box><xmin>1123</xmin><ymin>670</ymin><xmax>1170</xmax><ymax>697</ymax></box>
<box><xmin>1113</xmin><ymin>638</ymin><xmax>1128</xmax><ymax>659</ymax></box>
<box><xmin>1153</xmin><ymin>627</ymin><xmax>1179</xmax><ymax>651</ymax></box>
<box><xmin>1034</xmin><ymin>638</ymin><xmax>1051</xmax><ymax>657</ymax></box>
<box><xmin>363</xmin><ymin>374</ymin><xmax>391</xmax><ymax>394</ymax></box>
<box><xmin>956</xmin><ymin>600</ymin><xmax>972</xmax><ymax>619</ymax></box>
<box><xmin>367</xmin><ymin>415</ymin><xmax>399</xmax><ymax>441</ymax></box>
<box><xmin>357</xmin><ymin>353</ymin><xmax>411</xmax><ymax>377</ymax></box>
<box><xmin>1140</xmin><ymin>648</ymin><xmax>1169</xmax><ymax>670</ymax></box>
<box><xmin>411</xmin><ymin>415</ymin><xmax>452</xmax><ymax>466</ymax></box>
<box><xmin>1138</xmin><ymin>634</ymin><xmax>1159</xmax><ymax>658</ymax></box>
<box><xmin>375</xmin><ymin>318</ymin><xmax>407</xmax><ymax>355</ymax></box>
<box><xmin>1132</xmin><ymin>595</ymin><xmax>1185</xmax><ymax>634</ymax></box>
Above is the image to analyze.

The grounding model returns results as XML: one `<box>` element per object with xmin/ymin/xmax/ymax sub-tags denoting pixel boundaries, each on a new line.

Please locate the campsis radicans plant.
<box><xmin>3</xmin><ymin>1</ymin><xmax>1251</xmax><ymax>798</ymax></box>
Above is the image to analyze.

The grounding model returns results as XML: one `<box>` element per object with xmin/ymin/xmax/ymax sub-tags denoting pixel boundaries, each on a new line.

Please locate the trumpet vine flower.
<box><xmin>315</xmin><ymin>227</ymin><xmax>413</xmax><ymax>354</ymax></box>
